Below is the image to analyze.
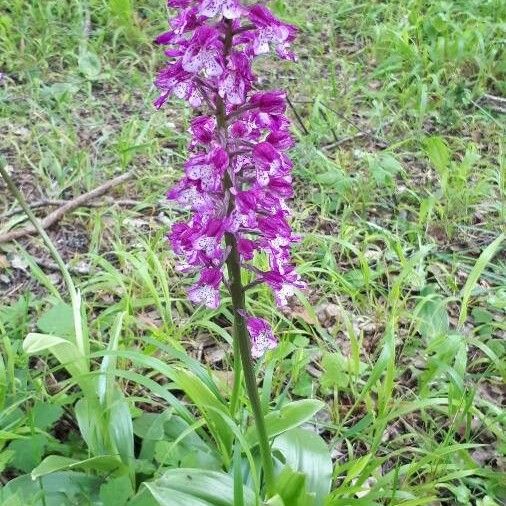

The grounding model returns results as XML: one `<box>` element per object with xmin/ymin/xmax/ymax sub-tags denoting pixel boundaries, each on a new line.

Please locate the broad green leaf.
<box><xmin>233</xmin><ymin>443</ymin><xmax>244</xmax><ymax>506</ymax></box>
<box><xmin>458</xmin><ymin>233</ymin><xmax>505</xmax><ymax>327</ymax></box>
<box><xmin>135</xmin><ymin>411</ymin><xmax>173</xmax><ymax>461</ymax></box>
<box><xmin>147</xmin><ymin>414</ymin><xmax>221</xmax><ymax>470</ymax></box>
<box><xmin>273</xmin><ymin>428</ymin><xmax>332</xmax><ymax>505</ymax></box>
<box><xmin>487</xmin><ymin>288</ymin><xmax>506</xmax><ymax>309</ymax></box>
<box><xmin>108</xmin><ymin>389</ymin><xmax>135</xmax><ymax>469</ymax></box>
<box><xmin>424</xmin><ymin>136</ymin><xmax>450</xmax><ymax>175</ymax></box>
<box><xmin>37</xmin><ymin>302</ymin><xmax>74</xmax><ymax>338</ymax></box>
<box><xmin>98</xmin><ymin>312</ymin><xmax>125</xmax><ymax>407</ymax></box>
<box><xmin>274</xmin><ymin>466</ymin><xmax>313</xmax><ymax>506</ymax></box>
<box><xmin>321</xmin><ymin>353</ymin><xmax>349</xmax><ymax>390</ymax></box>
<box><xmin>134</xmin><ymin>411</ymin><xmax>170</xmax><ymax>440</ymax></box>
<box><xmin>9</xmin><ymin>434</ymin><xmax>47</xmax><ymax>473</ymax></box>
<box><xmin>154</xmin><ymin>440</ymin><xmax>181</xmax><ymax>465</ymax></box>
<box><xmin>0</xmin><ymin>449</ymin><xmax>14</xmax><ymax>473</ymax></box>
<box><xmin>366</xmin><ymin>153</ymin><xmax>403</xmax><ymax>187</ymax></box>
<box><xmin>264</xmin><ymin>496</ymin><xmax>285</xmax><ymax>506</ymax></box>
<box><xmin>23</xmin><ymin>332</ymin><xmax>68</xmax><ymax>353</ymax></box>
<box><xmin>0</xmin><ymin>471</ymin><xmax>102</xmax><ymax>505</ymax></box>
<box><xmin>31</xmin><ymin>455</ymin><xmax>124</xmax><ymax>479</ymax></box>
<box><xmin>154</xmin><ymin>439</ymin><xmax>220</xmax><ymax>471</ymax></box>
<box><xmin>316</xmin><ymin>168</ymin><xmax>351</xmax><ymax>190</ymax></box>
<box><xmin>78</xmin><ymin>50</ymin><xmax>102</xmax><ymax>79</ymax></box>
<box><xmin>416</xmin><ymin>287</ymin><xmax>450</xmax><ymax>340</ymax></box>
<box><xmin>0</xmin><ymin>492</ymin><xmax>23</xmax><ymax>506</ymax></box>
<box><xmin>23</xmin><ymin>333</ymin><xmax>88</xmax><ymax>383</ymax></box>
<box><xmin>32</xmin><ymin>401</ymin><xmax>63</xmax><ymax>431</ymax></box>
<box><xmin>171</xmin><ymin>368</ymin><xmax>233</xmax><ymax>456</ymax></box>
<box><xmin>100</xmin><ymin>474</ymin><xmax>134</xmax><ymax>506</ymax></box>
<box><xmin>0</xmin><ymin>352</ymin><xmax>7</xmax><ymax>411</ymax></box>
<box><xmin>246</xmin><ymin>399</ymin><xmax>325</xmax><ymax>447</ymax></box>
<box><xmin>75</xmin><ymin>398</ymin><xmax>108</xmax><ymax>457</ymax></box>
<box><xmin>144</xmin><ymin>469</ymin><xmax>256</xmax><ymax>506</ymax></box>
<box><xmin>127</xmin><ymin>487</ymin><xmax>159</xmax><ymax>506</ymax></box>
<box><xmin>476</xmin><ymin>497</ymin><xmax>501</xmax><ymax>506</ymax></box>
<box><xmin>41</xmin><ymin>82</ymin><xmax>80</xmax><ymax>100</ymax></box>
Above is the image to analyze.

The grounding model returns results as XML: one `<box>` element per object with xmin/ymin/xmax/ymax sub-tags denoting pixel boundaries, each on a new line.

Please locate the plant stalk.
<box><xmin>229</xmin><ymin>325</ymin><xmax>242</xmax><ymax>417</ymax></box>
<box><xmin>215</xmin><ymin>20</ymin><xmax>276</xmax><ymax>497</ymax></box>
<box><xmin>224</xmin><ymin>232</ymin><xmax>276</xmax><ymax>499</ymax></box>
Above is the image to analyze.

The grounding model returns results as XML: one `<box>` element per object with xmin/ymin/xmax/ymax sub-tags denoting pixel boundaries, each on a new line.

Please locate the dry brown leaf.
<box><xmin>0</xmin><ymin>254</ymin><xmax>10</xmax><ymax>270</ymax></box>
<box><xmin>291</xmin><ymin>307</ymin><xmax>317</xmax><ymax>325</ymax></box>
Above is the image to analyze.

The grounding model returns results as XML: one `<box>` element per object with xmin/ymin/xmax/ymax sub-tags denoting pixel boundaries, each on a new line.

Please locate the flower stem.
<box><xmin>224</xmin><ymin>232</ymin><xmax>276</xmax><ymax>499</ymax></box>
<box><xmin>229</xmin><ymin>326</ymin><xmax>242</xmax><ymax>417</ymax></box>
<box><xmin>217</xmin><ymin>19</ymin><xmax>275</xmax><ymax>497</ymax></box>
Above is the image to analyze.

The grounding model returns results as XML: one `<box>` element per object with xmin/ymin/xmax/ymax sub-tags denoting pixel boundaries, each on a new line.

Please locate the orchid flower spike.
<box><xmin>155</xmin><ymin>0</ymin><xmax>303</xmax><ymax>357</ymax></box>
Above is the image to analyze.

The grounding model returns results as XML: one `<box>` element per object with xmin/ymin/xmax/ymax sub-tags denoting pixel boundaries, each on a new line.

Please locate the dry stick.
<box><xmin>2</xmin><ymin>197</ymin><xmax>149</xmax><ymax>219</ymax></box>
<box><xmin>286</xmin><ymin>95</ymin><xmax>310</xmax><ymax>135</ymax></box>
<box><xmin>30</xmin><ymin>256</ymin><xmax>92</xmax><ymax>275</ymax></box>
<box><xmin>320</xmin><ymin>102</ymin><xmax>374</xmax><ymax>136</ymax></box>
<box><xmin>483</xmin><ymin>93</ymin><xmax>506</xmax><ymax>106</ymax></box>
<box><xmin>323</xmin><ymin>128</ymin><xmax>389</xmax><ymax>150</ymax></box>
<box><xmin>2</xmin><ymin>200</ymin><xmax>67</xmax><ymax>218</ymax></box>
<box><xmin>0</xmin><ymin>171</ymin><xmax>134</xmax><ymax>243</ymax></box>
<box><xmin>319</xmin><ymin>107</ymin><xmax>339</xmax><ymax>143</ymax></box>
<box><xmin>480</xmin><ymin>94</ymin><xmax>506</xmax><ymax>115</ymax></box>
<box><xmin>320</xmin><ymin>102</ymin><xmax>390</xmax><ymax>148</ymax></box>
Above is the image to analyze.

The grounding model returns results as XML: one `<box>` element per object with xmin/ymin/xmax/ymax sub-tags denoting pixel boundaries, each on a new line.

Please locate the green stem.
<box><xmin>0</xmin><ymin>158</ymin><xmax>87</xmax><ymax>361</ymax></box>
<box><xmin>218</xmin><ymin>20</ymin><xmax>243</xmax><ymax>421</ymax></box>
<box><xmin>215</xmin><ymin>20</ymin><xmax>275</xmax><ymax>497</ymax></box>
<box><xmin>229</xmin><ymin>327</ymin><xmax>242</xmax><ymax>417</ymax></box>
<box><xmin>224</xmin><ymin>232</ymin><xmax>276</xmax><ymax>499</ymax></box>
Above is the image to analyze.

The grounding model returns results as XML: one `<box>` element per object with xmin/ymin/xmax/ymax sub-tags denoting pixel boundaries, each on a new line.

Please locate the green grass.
<box><xmin>0</xmin><ymin>0</ymin><xmax>505</xmax><ymax>504</ymax></box>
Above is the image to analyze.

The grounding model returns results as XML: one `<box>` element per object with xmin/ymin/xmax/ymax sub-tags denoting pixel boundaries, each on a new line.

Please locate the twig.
<box><xmin>286</xmin><ymin>95</ymin><xmax>310</xmax><ymax>135</ymax></box>
<box><xmin>320</xmin><ymin>102</ymin><xmax>372</xmax><ymax>136</ymax></box>
<box><xmin>2</xmin><ymin>199</ymin><xmax>65</xmax><ymax>218</ymax></box>
<box><xmin>318</xmin><ymin>107</ymin><xmax>339</xmax><ymax>143</ymax></box>
<box><xmin>483</xmin><ymin>93</ymin><xmax>506</xmax><ymax>105</ymax></box>
<box><xmin>479</xmin><ymin>94</ymin><xmax>506</xmax><ymax>115</ymax></box>
<box><xmin>30</xmin><ymin>256</ymin><xmax>92</xmax><ymax>275</ymax></box>
<box><xmin>323</xmin><ymin>129</ymin><xmax>389</xmax><ymax>150</ymax></box>
<box><xmin>320</xmin><ymin>102</ymin><xmax>390</xmax><ymax>148</ymax></box>
<box><xmin>0</xmin><ymin>170</ymin><xmax>133</xmax><ymax>243</ymax></box>
<box><xmin>1</xmin><ymin>197</ymin><xmax>150</xmax><ymax>219</ymax></box>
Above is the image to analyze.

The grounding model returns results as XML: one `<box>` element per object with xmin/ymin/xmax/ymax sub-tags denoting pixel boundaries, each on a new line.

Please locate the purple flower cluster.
<box><xmin>155</xmin><ymin>0</ymin><xmax>303</xmax><ymax>356</ymax></box>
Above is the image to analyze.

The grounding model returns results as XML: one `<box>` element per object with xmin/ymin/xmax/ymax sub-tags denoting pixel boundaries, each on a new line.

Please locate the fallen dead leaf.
<box><xmin>8</xmin><ymin>253</ymin><xmax>28</xmax><ymax>271</ymax></box>
<box><xmin>291</xmin><ymin>307</ymin><xmax>317</xmax><ymax>325</ymax></box>
<box><xmin>0</xmin><ymin>255</ymin><xmax>10</xmax><ymax>270</ymax></box>
<box><xmin>137</xmin><ymin>310</ymin><xmax>163</xmax><ymax>329</ymax></box>
<box><xmin>212</xmin><ymin>370</ymin><xmax>235</xmax><ymax>395</ymax></box>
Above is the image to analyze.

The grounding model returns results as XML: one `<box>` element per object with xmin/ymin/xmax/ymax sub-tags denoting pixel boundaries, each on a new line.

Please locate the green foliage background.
<box><xmin>0</xmin><ymin>0</ymin><xmax>504</xmax><ymax>504</ymax></box>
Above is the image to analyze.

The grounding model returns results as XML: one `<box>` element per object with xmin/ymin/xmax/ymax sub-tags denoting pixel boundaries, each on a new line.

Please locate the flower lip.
<box><xmin>243</xmin><ymin>313</ymin><xmax>278</xmax><ymax>358</ymax></box>
<box><xmin>188</xmin><ymin>267</ymin><xmax>223</xmax><ymax>308</ymax></box>
<box><xmin>250</xmin><ymin>91</ymin><xmax>286</xmax><ymax>114</ymax></box>
<box><xmin>199</xmin><ymin>0</ymin><xmax>244</xmax><ymax>20</ymax></box>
